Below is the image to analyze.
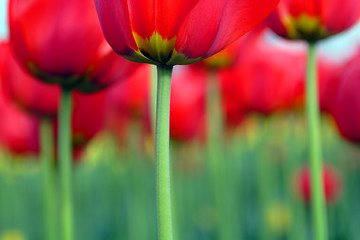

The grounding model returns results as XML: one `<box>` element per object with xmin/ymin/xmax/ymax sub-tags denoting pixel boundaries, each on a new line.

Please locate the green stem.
<box><xmin>256</xmin><ymin>119</ymin><xmax>273</xmax><ymax>240</ymax></box>
<box><xmin>285</xmin><ymin>115</ymin><xmax>306</xmax><ymax>240</ymax></box>
<box><xmin>151</xmin><ymin>65</ymin><xmax>158</xmax><ymax>133</ymax></box>
<box><xmin>58</xmin><ymin>88</ymin><xmax>74</xmax><ymax>240</ymax></box>
<box><xmin>156</xmin><ymin>65</ymin><xmax>174</xmax><ymax>240</ymax></box>
<box><xmin>126</xmin><ymin>123</ymin><xmax>149</xmax><ymax>240</ymax></box>
<box><xmin>306</xmin><ymin>42</ymin><xmax>328</xmax><ymax>240</ymax></box>
<box><xmin>41</xmin><ymin>119</ymin><xmax>57</xmax><ymax>240</ymax></box>
<box><xmin>206</xmin><ymin>71</ymin><xmax>235</xmax><ymax>240</ymax></box>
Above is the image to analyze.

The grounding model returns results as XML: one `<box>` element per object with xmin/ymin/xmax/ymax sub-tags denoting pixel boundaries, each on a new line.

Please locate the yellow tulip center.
<box><xmin>283</xmin><ymin>14</ymin><xmax>327</xmax><ymax>42</ymax></box>
<box><xmin>125</xmin><ymin>32</ymin><xmax>202</xmax><ymax>65</ymax></box>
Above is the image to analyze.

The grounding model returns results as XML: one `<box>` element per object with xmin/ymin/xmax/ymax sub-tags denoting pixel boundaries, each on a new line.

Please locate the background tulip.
<box><xmin>266</xmin><ymin>2</ymin><xmax>360</xmax><ymax>239</ymax></box>
<box><xmin>296</xmin><ymin>165</ymin><xmax>342</xmax><ymax>205</ymax></box>
<box><xmin>219</xmin><ymin>28</ymin><xmax>306</xmax><ymax>117</ymax></box>
<box><xmin>318</xmin><ymin>55</ymin><xmax>344</xmax><ymax>114</ymax></box>
<box><xmin>9</xmin><ymin>0</ymin><xmax>139</xmax><ymax>92</ymax></box>
<box><xmin>330</xmin><ymin>47</ymin><xmax>360</xmax><ymax>143</ymax></box>
<box><xmin>0</xmin><ymin>42</ymin><xmax>59</xmax><ymax>118</ymax></box>
<box><xmin>266</xmin><ymin>0</ymin><xmax>360</xmax><ymax>42</ymax></box>
<box><xmin>170</xmin><ymin>66</ymin><xmax>206</xmax><ymax>142</ymax></box>
<box><xmin>9</xmin><ymin>0</ymin><xmax>142</xmax><ymax>237</ymax></box>
<box><xmin>0</xmin><ymin>86</ymin><xmax>39</xmax><ymax>155</ymax></box>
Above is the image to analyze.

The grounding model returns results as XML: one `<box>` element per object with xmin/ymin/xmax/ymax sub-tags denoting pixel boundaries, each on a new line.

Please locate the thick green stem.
<box><xmin>58</xmin><ymin>88</ymin><xmax>74</xmax><ymax>240</ymax></box>
<box><xmin>156</xmin><ymin>65</ymin><xmax>174</xmax><ymax>240</ymax></box>
<box><xmin>306</xmin><ymin>42</ymin><xmax>328</xmax><ymax>240</ymax></box>
<box><xmin>41</xmin><ymin>119</ymin><xmax>57</xmax><ymax>240</ymax></box>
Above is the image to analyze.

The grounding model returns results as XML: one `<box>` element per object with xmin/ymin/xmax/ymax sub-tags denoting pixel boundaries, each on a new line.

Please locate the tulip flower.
<box><xmin>107</xmin><ymin>65</ymin><xmax>150</xmax><ymax>120</ymax></box>
<box><xmin>221</xmin><ymin>29</ymin><xmax>306</xmax><ymax>116</ymax></box>
<box><xmin>0</xmin><ymin>42</ymin><xmax>59</xmax><ymax>118</ymax></box>
<box><xmin>170</xmin><ymin>66</ymin><xmax>206</xmax><ymax>141</ymax></box>
<box><xmin>94</xmin><ymin>0</ymin><xmax>279</xmax><ymax>66</ymax></box>
<box><xmin>194</xmin><ymin>36</ymin><xmax>248</xmax><ymax>129</ymax></box>
<box><xmin>296</xmin><ymin>165</ymin><xmax>342</xmax><ymax>205</ymax></box>
<box><xmin>54</xmin><ymin>91</ymin><xmax>107</xmax><ymax>161</ymax></box>
<box><xmin>93</xmin><ymin>1</ymin><xmax>279</xmax><ymax>239</ymax></box>
<box><xmin>9</xmin><ymin>0</ymin><xmax>139</xmax><ymax>92</ymax></box>
<box><xmin>215</xmin><ymin>27</ymin><xmax>305</xmax><ymax>126</ymax></box>
<box><xmin>267</xmin><ymin>3</ymin><xmax>360</xmax><ymax>239</ymax></box>
<box><xmin>318</xmin><ymin>56</ymin><xmax>344</xmax><ymax>114</ymax></box>
<box><xmin>267</xmin><ymin>0</ymin><xmax>360</xmax><ymax>42</ymax></box>
<box><xmin>9</xmin><ymin>0</ymin><xmax>141</xmax><ymax>237</ymax></box>
<box><xmin>107</xmin><ymin>65</ymin><xmax>205</xmax><ymax>143</ymax></box>
<box><xmin>0</xmin><ymin>87</ymin><xmax>39</xmax><ymax>155</ymax></box>
<box><xmin>106</xmin><ymin>64</ymin><xmax>150</xmax><ymax>148</ymax></box>
<box><xmin>0</xmin><ymin>47</ymin><xmax>106</xmax><ymax>238</ymax></box>
<box><xmin>330</xmin><ymin>48</ymin><xmax>360</xmax><ymax>143</ymax></box>
<box><xmin>0</xmin><ymin>41</ymin><xmax>107</xmax><ymax>156</ymax></box>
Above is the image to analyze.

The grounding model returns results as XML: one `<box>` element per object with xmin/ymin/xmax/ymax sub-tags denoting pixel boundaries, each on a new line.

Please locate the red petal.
<box><xmin>10</xmin><ymin>0</ymin><xmax>104</xmax><ymax>76</ymax></box>
<box><xmin>94</xmin><ymin>0</ymin><xmax>137</xmax><ymax>54</ymax></box>
<box><xmin>175</xmin><ymin>0</ymin><xmax>279</xmax><ymax>59</ymax></box>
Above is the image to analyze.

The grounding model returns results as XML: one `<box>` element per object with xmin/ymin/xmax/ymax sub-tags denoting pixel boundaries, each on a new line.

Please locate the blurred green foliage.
<box><xmin>0</xmin><ymin>112</ymin><xmax>358</xmax><ymax>240</ymax></box>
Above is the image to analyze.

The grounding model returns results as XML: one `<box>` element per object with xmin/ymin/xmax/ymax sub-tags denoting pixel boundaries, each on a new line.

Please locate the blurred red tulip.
<box><xmin>296</xmin><ymin>164</ymin><xmax>342</xmax><ymax>204</ymax></box>
<box><xmin>266</xmin><ymin>0</ymin><xmax>360</xmax><ymax>42</ymax></box>
<box><xmin>106</xmin><ymin>64</ymin><xmax>205</xmax><ymax>142</ymax></box>
<box><xmin>198</xmin><ymin>24</ymin><xmax>266</xmax><ymax>70</ymax></box>
<box><xmin>219</xmin><ymin>29</ymin><xmax>306</xmax><ymax>117</ymax></box>
<box><xmin>60</xmin><ymin>91</ymin><xmax>107</xmax><ymax>160</ymax></box>
<box><xmin>9</xmin><ymin>0</ymin><xmax>139</xmax><ymax>92</ymax></box>
<box><xmin>170</xmin><ymin>66</ymin><xmax>206</xmax><ymax>141</ymax></box>
<box><xmin>318</xmin><ymin>56</ymin><xmax>344</xmax><ymax>114</ymax></box>
<box><xmin>0</xmin><ymin>41</ymin><xmax>107</xmax><ymax>158</ymax></box>
<box><xmin>106</xmin><ymin>65</ymin><xmax>150</xmax><ymax>146</ymax></box>
<box><xmin>330</xmin><ymin>48</ymin><xmax>360</xmax><ymax>143</ymax></box>
<box><xmin>0</xmin><ymin>42</ymin><xmax>59</xmax><ymax>118</ymax></box>
<box><xmin>94</xmin><ymin>0</ymin><xmax>279</xmax><ymax>65</ymax></box>
<box><xmin>107</xmin><ymin>65</ymin><xmax>150</xmax><ymax>120</ymax></box>
<box><xmin>0</xmin><ymin>87</ymin><xmax>39</xmax><ymax>155</ymax></box>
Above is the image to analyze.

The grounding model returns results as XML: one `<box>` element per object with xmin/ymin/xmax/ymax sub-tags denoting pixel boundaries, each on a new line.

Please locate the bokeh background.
<box><xmin>1</xmin><ymin>1</ymin><xmax>360</xmax><ymax>240</ymax></box>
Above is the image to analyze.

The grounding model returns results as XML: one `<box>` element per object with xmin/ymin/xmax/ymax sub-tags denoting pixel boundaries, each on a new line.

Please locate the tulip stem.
<box><xmin>156</xmin><ymin>65</ymin><xmax>174</xmax><ymax>240</ymax></box>
<box><xmin>306</xmin><ymin>42</ymin><xmax>328</xmax><ymax>240</ymax></box>
<box><xmin>58</xmin><ymin>88</ymin><xmax>74</xmax><ymax>240</ymax></box>
<box><xmin>151</xmin><ymin>65</ymin><xmax>158</xmax><ymax>133</ymax></box>
<box><xmin>206</xmin><ymin>71</ymin><xmax>235</xmax><ymax>240</ymax></box>
<box><xmin>41</xmin><ymin>119</ymin><xmax>57</xmax><ymax>240</ymax></box>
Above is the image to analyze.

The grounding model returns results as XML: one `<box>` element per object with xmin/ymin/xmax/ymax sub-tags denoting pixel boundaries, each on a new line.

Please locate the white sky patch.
<box><xmin>0</xmin><ymin>0</ymin><xmax>8</xmax><ymax>40</ymax></box>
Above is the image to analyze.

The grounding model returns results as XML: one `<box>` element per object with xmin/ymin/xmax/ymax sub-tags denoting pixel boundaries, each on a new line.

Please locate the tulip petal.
<box><xmin>94</xmin><ymin>0</ymin><xmax>137</xmax><ymax>55</ymax></box>
<box><xmin>175</xmin><ymin>0</ymin><xmax>279</xmax><ymax>59</ymax></box>
<box><xmin>10</xmin><ymin>0</ymin><xmax>104</xmax><ymax>76</ymax></box>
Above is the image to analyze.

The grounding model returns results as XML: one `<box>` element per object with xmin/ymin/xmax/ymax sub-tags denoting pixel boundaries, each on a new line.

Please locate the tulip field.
<box><xmin>1</xmin><ymin>0</ymin><xmax>360</xmax><ymax>240</ymax></box>
<box><xmin>0</xmin><ymin>114</ymin><xmax>358</xmax><ymax>240</ymax></box>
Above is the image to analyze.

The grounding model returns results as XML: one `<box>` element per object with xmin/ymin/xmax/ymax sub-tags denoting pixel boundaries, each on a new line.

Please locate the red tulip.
<box><xmin>219</xmin><ymin>29</ymin><xmax>306</xmax><ymax>116</ymax></box>
<box><xmin>0</xmin><ymin>87</ymin><xmax>39</xmax><ymax>155</ymax></box>
<box><xmin>107</xmin><ymin>65</ymin><xmax>150</xmax><ymax>120</ymax></box>
<box><xmin>170</xmin><ymin>66</ymin><xmax>206</xmax><ymax>141</ymax></box>
<box><xmin>106</xmin><ymin>64</ymin><xmax>206</xmax><ymax>142</ymax></box>
<box><xmin>0</xmin><ymin>42</ymin><xmax>59</xmax><ymax>118</ymax></box>
<box><xmin>105</xmin><ymin>64</ymin><xmax>150</xmax><ymax>146</ymax></box>
<box><xmin>296</xmin><ymin>165</ymin><xmax>341</xmax><ymax>204</ymax></box>
<box><xmin>0</xmin><ymin>42</ymin><xmax>107</xmax><ymax>158</ymax></box>
<box><xmin>318</xmin><ymin>55</ymin><xmax>344</xmax><ymax>114</ymax></box>
<box><xmin>266</xmin><ymin>0</ymin><xmax>360</xmax><ymax>42</ymax></box>
<box><xmin>9</xmin><ymin>0</ymin><xmax>139</xmax><ymax>92</ymax></box>
<box><xmin>65</xmin><ymin>91</ymin><xmax>107</xmax><ymax>159</ymax></box>
<box><xmin>330</xmin><ymin>48</ymin><xmax>360</xmax><ymax>143</ymax></box>
<box><xmin>94</xmin><ymin>0</ymin><xmax>279</xmax><ymax>65</ymax></box>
